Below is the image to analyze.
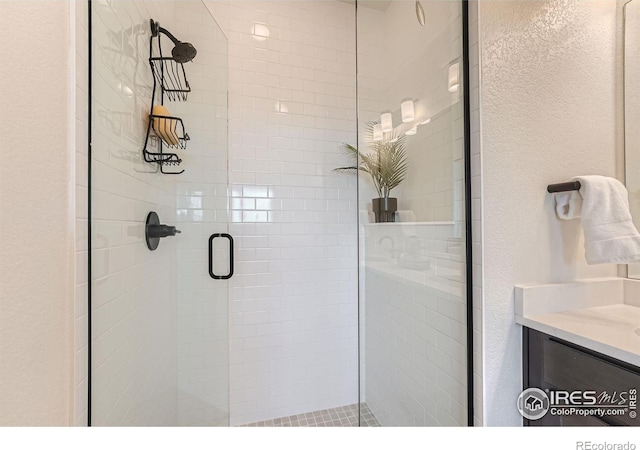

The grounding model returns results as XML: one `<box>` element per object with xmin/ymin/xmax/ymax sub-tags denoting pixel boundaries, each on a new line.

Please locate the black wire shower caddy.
<box><xmin>142</xmin><ymin>19</ymin><xmax>192</xmax><ymax>175</ymax></box>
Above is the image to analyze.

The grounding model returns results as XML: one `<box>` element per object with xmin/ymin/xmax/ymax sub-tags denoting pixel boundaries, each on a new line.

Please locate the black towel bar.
<box><xmin>547</xmin><ymin>181</ymin><xmax>581</xmax><ymax>193</ymax></box>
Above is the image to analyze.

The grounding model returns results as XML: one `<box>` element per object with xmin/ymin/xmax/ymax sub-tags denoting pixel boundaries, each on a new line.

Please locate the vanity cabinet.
<box><xmin>523</xmin><ymin>328</ymin><xmax>640</xmax><ymax>426</ymax></box>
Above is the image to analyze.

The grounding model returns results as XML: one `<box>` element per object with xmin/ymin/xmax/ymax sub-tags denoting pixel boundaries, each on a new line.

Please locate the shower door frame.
<box><xmin>85</xmin><ymin>0</ymin><xmax>232</xmax><ymax>426</ymax></box>
<box><xmin>462</xmin><ymin>0</ymin><xmax>475</xmax><ymax>427</ymax></box>
<box><xmin>87</xmin><ymin>0</ymin><xmax>93</xmax><ymax>426</ymax></box>
<box><xmin>354</xmin><ymin>0</ymin><xmax>474</xmax><ymax>427</ymax></box>
<box><xmin>85</xmin><ymin>0</ymin><xmax>475</xmax><ymax>427</ymax></box>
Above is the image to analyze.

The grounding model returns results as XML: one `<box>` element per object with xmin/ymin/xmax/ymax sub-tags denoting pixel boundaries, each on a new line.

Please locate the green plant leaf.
<box><xmin>334</xmin><ymin>121</ymin><xmax>409</xmax><ymax>198</ymax></box>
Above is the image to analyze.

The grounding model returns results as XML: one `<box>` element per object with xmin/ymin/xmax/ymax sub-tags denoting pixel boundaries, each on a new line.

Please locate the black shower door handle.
<box><xmin>208</xmin><ymin>233</ymin><xmax>234</xmax><ymax>280</ymax></box>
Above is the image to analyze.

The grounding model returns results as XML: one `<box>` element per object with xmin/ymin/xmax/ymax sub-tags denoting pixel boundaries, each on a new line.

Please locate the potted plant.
<box><xmin>335</xmin><ymin>122</ymin><xmax>408</xmax><ymax>222</ymax></box>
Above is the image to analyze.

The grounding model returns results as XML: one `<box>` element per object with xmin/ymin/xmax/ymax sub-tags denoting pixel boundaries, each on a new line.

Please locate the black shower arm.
<box><xmin>150</xmin><ymin>19</ymin><xmax>180</xmax><ymax>46</ymax></box>
<box><xmin>157</xmin><ymin>26</ymin><xmax>180</xmax><ymax>46</ymax></box>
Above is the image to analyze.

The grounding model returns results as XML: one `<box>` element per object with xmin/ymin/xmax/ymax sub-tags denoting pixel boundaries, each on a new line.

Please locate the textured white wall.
<box><xmin>478</xmin><ymin>0</ymin><xmax>620</xmax><ymax>426</ymax></box>
<box><xmin>0</xmin><ymin>1</ymin><xmax>74</xmax><ymax>426</ymax></box>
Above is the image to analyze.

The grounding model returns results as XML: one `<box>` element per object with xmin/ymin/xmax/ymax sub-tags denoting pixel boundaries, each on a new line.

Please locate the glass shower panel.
<box><xmin>90</xmin><ymin>0</ymin><xmax>229</xmax><ymax>426</ymax></box>
<box><xmin>357</xmin><ymin>0</ymin><xmax>468</xmax><ymax>426</ymax></box>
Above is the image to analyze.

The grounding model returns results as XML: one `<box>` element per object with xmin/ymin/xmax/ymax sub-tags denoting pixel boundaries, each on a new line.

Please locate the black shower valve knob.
<box><xmin>147</xmin><ymin>224</ymin><xmax>181</xmax><ymax>238</ymax></box>
<box><xmin>145</xmin><ymin>211</ymin><xmax>181</xmax><ymax>251</ymax></box>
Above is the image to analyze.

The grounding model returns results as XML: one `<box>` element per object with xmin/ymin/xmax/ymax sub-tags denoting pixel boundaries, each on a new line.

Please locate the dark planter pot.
<box><xmin>372</xmin><ymin>197</ymin><xmax>397</xmax><ymax>223</ymax></box>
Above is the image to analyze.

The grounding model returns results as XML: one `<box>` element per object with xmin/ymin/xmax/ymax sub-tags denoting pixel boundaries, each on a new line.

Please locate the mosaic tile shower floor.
<box><xmin>241</xmin><ymin>403</ymin><xmax>380</xmax><ymax>427</ymax></box>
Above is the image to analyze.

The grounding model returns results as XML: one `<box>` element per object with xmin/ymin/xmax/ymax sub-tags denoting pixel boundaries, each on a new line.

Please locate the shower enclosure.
<box><xmin>357</xmin><ymin>0</ymin><xmax>470</xmax><ymax>426</ymax></box>
<box><xmin>87</xmin><ymin>0</ymin><xmax>471</xmax><ymax>426</ymax></box>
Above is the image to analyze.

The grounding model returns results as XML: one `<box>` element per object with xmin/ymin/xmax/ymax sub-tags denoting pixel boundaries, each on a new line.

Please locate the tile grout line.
<box><xmin>239</xmin><ymin>403</ymin><xmax>380</xmax><ymax>427</ymax></box>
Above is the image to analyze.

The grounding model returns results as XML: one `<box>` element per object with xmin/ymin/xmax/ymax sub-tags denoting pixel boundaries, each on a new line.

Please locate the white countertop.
<box><xmin>515</xmin><ymin>278</ymin><xmax>640</xmax><ymax>367</ymax></box>
<box><xmin>518</xmin><ymin>305</ymin><xmax>640</xmax><ymax>367</ymax></box>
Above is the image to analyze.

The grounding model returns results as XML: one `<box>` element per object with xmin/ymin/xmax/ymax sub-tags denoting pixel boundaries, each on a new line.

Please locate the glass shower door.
<box><xmin>357</xmin><ymin>0</ymin><xmax>469</xmax><ymax>426</ymax></box>
<box><xmin>90</xmin><ymin>0</ymin><xmax>229</xmax><ymax>426</ymax></box>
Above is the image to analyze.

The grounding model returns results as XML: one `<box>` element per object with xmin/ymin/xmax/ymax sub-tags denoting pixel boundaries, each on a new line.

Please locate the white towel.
<box><xmin>554</xmin><ymin>191</ymin><xmax>583</xmax><ymax>220</ymax></box>
<box><xmin>556</xmin><ymin>175</ymin><xmax>640</xmax><ymax>265</ymax></box>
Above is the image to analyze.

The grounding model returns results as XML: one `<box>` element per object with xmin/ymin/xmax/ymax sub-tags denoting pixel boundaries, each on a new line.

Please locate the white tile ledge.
<box><xmin>515</xmin><ymin>277</ymin><xmax>640</xmax><ymax>367</ymax></box>
<box><xmin>364</xmin><ymin>221</ymin><xmax>454</xmax><ymax>227</ymax></box>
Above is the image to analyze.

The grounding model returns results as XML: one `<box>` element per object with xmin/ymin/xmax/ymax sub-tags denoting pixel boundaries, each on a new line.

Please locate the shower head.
<box><xmin>171</xmin><ymin>42</ymin><xmax>197</xmax><ymax>64</ymax></box>
<box><xmin>150</xmin><ymin>19</ymin><xmax>197</xmax><ymax>63</ymax></box>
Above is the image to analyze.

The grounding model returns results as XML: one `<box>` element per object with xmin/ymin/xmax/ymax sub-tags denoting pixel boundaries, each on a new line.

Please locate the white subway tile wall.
<box><xmin>205</xmin><ymin>0</ymin><xmax>359</xmax><ymax>425</ymax></box>
<box><xmin>395</xmin><ymin>25</ymin><xmax>463</xmax><ymax>224</ymax></box>
<box><xmin>363</xmin><ymin>223</ymin><xmax>467</xmax><ymax>426</ymax></box>
<box><xmin>89</xmin><ymin>0</ymin><xmax>180</xmax><ymax>426</ymax></box>
<box><xmin>171</xmin><ymin>5</ymin><xmax>230</xmax><ymax>426</ymax></box>
<box><xmin>357</xmin><ymin>1</ymin><xmax>463</xmax><ymax>224</ymax></box>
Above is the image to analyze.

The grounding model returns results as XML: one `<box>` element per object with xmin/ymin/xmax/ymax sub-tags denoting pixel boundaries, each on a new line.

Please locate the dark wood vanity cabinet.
<box><xmin>523</xmin><ymin>328</ymin><xmax>640</xmax><ymax>426</ymax></box>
